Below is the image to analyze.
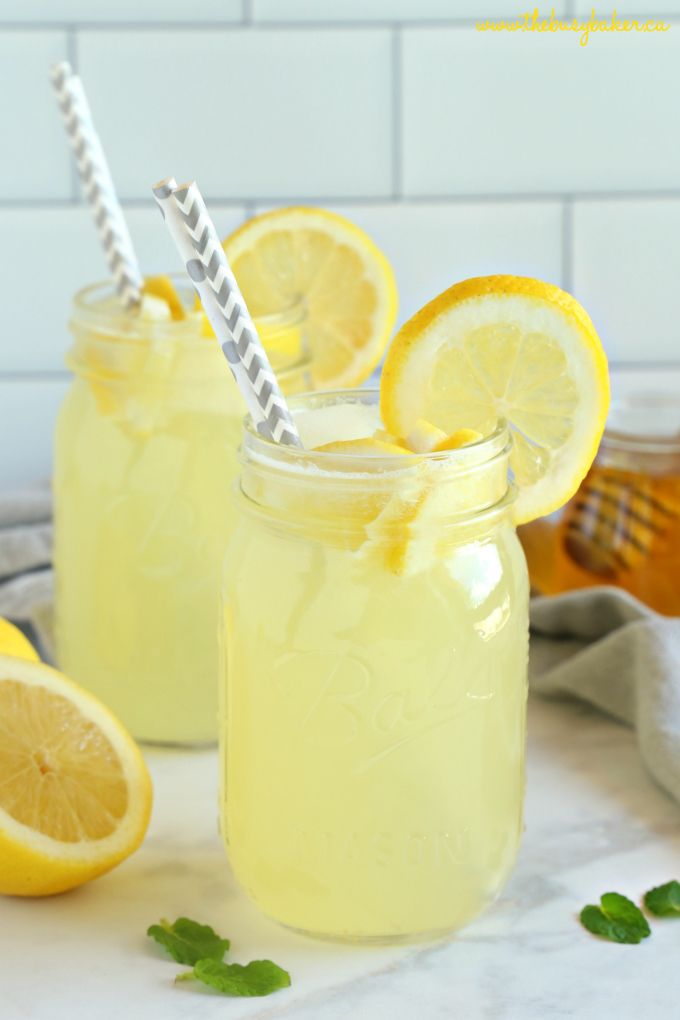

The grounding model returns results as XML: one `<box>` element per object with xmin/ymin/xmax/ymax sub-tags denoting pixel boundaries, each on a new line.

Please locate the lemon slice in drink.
<box><xmin>0</xmin><ymin>657</ymin><xmax>152</xmax><ymax>896</ymax></box>
<box><xmin>143</xmin><ymin>275</ymin><xmax>186</xmax><ymax>321</ymax></box>
<box><xmin>223</xmin><ymin>207</ymin><xmax>398</xmax><ymax>388</ymax></box>
<box><xmin>381</xmin><ymin>276</ymin><xmax>610</xmax><ymax>524</ymax></box>
<box><xmin>314</xmin><ymin>438</ymin><xmax>409</xmax><ymax>458</ymax></box>
<box><xmin>406</xmin><ymin>419</ymin><xmax>483</xmax><ymax>454</ymax></box>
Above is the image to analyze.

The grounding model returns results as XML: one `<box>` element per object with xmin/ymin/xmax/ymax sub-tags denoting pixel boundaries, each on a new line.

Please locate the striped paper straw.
<box><xmin>51</xmin><ymin>62</ymin><xmax>142</xmax><ymax>310</ymax></box>
<box><xmin>152</xmin><ymin>177</ymin><xmax>302</xmax><ymax>448</ymax></box>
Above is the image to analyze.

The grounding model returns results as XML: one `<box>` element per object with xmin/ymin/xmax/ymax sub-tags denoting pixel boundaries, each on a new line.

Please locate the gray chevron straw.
<box><xmin>152</xmin><ymin>177</ymin><xmax>302</xmax><ymax>447</ymax></box>
<box><xmin>51</xmin><ymin>62</ymin><xmax>142</xmax><ymax>310</ymax></box>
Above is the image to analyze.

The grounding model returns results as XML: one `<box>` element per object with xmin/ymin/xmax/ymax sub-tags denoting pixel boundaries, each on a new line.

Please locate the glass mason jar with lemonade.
<box><xmin>54</xmin><ymin>278</ymin><xmax>309</xmax><ymax>746</ymax></box>
<box><xmin>53</xmin><ymin>208</ymin><xmax>398</xmax><ymax>745</ymax></box>
<box><xmin>220</xmin><ymin>275</ymin><xmax>609</xmax><ymax>940</ymax></box>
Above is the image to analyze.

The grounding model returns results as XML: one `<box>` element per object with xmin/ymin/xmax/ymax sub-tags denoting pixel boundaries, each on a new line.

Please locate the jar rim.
<box><xmin>604</xmin><ymin>391</ymin><xmax>680</xmax><ymax>454</ymax></box>
<box><xmin>242</xmin><ymin>388</ymin><xmax>511</xmax><ymax>477</ymax></box>
<box><xmin>70</xmin><ymin>275</ymin><xmax>307</xmax><ymax>340</ymax></box>
<box><xmin>68</xmin><ymin>275</ymin><xmax>310</xmax><ymax>382</ymax></box>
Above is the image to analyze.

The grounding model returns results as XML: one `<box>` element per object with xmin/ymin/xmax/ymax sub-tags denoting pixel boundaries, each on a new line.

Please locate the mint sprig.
<box><xmin>147</xmin><ymin>915</ymin><xmax>290</xmax><ymax>998</ymax></box>
<box><xmin>177</xmin><ymin>958</ymin><xmax>291</xmax><ymax>997</ymax></box>
<box><xmin>644</xmin><ymin>880</ymin><xmax>680</xmax><ymax>918</ymax></box>
<box><xmin>147</xmin><ymin>917</ymin><xmax>231</xmax><ymax>966</ymax></box>
<box><xmin>579</xmin><ymin>892</ymin><xmax>650</xmax><ymax>944</ymax></box>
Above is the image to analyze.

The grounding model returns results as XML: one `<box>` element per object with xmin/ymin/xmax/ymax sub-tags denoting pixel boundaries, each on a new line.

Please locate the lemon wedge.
<box><xmin>0</xmin><ymin>657</ymin><xmax>152</xmax><ymax>896</ymax></box>
<box><xmin>433</xmin><ymin>428</ymin><xmax>483</xmax><ymax>452</ymax></box>
<box><xmin>314</xmin><ymin>438</ymin><xmax>410</xmax><ymax>459</ymax></box>
<box><xmin>373</xmin><ymin>428</ymin><xmax>407</xmax><ymax>448</ymax></box>
<box><xmin>405</xmin><ymin>419</ymin><xmax>482</xmax><ymax>454</ymax></box>
<box><xmin>0</xmin><ymin>619</ymin><xmax>39</xmax><ymax>663</ymax></box>
<box><xmin>223</xmin><ymin>207</ymin><xmax>398</xmax><ymax>388</ymax></box>
<box><xmin>406</xmin><ymin>419</ymin><xmax>448</xmax><ymax>453</ymax></box>
<box><xmin>142</xmin><ymin>276</ymin><xmax>185</xmax><ymax>321</ymax></box>
<box><xmin>381</xmin><ymin>275</ymin><xmax>609</xmax><ymax>524</ymax></box>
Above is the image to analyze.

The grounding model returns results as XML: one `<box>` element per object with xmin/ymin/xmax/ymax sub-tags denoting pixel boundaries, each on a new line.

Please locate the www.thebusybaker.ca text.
<box><xmin>476</xmin><ymin>9</ymin><xmax>671</xmax><ymax>46</ymax></box>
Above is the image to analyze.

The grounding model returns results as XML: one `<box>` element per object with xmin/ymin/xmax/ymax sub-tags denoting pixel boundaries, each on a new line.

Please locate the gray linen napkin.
<box><xmin>0</xmin><ymin>487</ymin><xmax>55</xmax><ymax>661</ymax></box>
<box><xmin>531</xmin><ymin>588</ymin><xmax>680</xmax><ymax>805</ymax></box>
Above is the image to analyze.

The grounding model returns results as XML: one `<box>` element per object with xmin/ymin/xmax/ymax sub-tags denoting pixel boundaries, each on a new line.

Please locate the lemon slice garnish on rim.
<box><xmin>223</xmin><ymin>207</ymin><xmax>398</xmax><ymax>389</ymax></box>
<box><xmin>380</xmin><ymin>275</ymin><xmax>610</xmax><ymax>524</ymax></box>
<box><xmin>0</xmin><ymin>657</ymin><xmax>152</xmax><ymax>896</ymax></box>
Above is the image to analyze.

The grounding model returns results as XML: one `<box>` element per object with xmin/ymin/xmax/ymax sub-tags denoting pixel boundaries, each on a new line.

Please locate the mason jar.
<box><xmin>220</xmin><ymin>389</ymin><xmax>529</xmax><ymax>942</ymax></box>
<box><xmin>54</xmin><ymin>278</ymin><xmax>309</xmax><ymax>746</ymax></box>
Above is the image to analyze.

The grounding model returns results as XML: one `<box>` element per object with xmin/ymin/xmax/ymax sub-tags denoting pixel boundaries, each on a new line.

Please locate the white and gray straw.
<box><xmin>50</xmin><ymin>62</ymin><xmax>143</xmax><ymax>310</ymax></box>
<box><xmin>153</xmin><ymin>178</ymin><xmax>302</xmax><ymax>448</ymax></box>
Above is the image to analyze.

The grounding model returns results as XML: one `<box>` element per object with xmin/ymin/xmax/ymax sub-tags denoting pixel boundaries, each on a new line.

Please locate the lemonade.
<box><xmin>220</xmin><ymin>276</ymin><xmax>609</xmax><ymax>941</ymax></box>
<box><xmin>53</xmin><ymin>279</ymin><xmax>309</xmax><ymax>745</ymax></box>
<box><xmin>221</xmin><ymin>391</ymin><xmax>529</xmax><ymax>940</ymax></box>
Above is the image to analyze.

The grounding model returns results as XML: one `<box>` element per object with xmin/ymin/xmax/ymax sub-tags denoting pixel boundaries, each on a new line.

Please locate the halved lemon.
<box><xmin>0</xmin><ymin>657</ymin><xmax>152</xmax><ymax>896</ymax></box>
<box><xmin>381</xmin><ymin>276</ymin><xmax>610</xmax><ymax>524</ymax></box>
<box><xmin>223</xmin><ymin>207</ymin><xmax>398</xmax><ymax>388</ymax></box>
<box><xmin>0</xmin><ymin>619</ymin><xmax>39</xmax><ymax>663</ymax></box>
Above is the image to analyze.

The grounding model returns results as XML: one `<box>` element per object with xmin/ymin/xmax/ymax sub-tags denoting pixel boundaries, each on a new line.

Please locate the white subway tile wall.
<box><xmin>1</xmin><ymin>205</ymin><xmax>246</xmax><ymax>375</ymax></box>
<box><xmin>0</xmin><ymin>382</ymin><xmax>69</xmax><ymax>487</ymax></box>
<box><xmin>1</xmin><ymin>5</ymin><xmax>678</xmax><ymax>484</ymax></box>
<box><xmin>402</xmin><ymin>28</ymin><xmax>680</xmax><ymax>195</ymax></box>
<box><xmin>251</xmin><ymin>1</ymin><xmax>569</xmax><ymax>20</ymax></box>
<box><xmin>573</xmin><ymin>199</ymin><xmax>680</xmax><ymax>363</ymax></box>
<box><xmin>77</xmin><ymin>30</ymin><xmax>393</xmax><ymax>200</ymax></box>
<box><xmin>0</xmin><ymin>1</ymin><xmax>242</xmax><ymax>22</ymax></box>
<box><xmin>0</xmin><ymin>32</ymin><xmax>70</xmax><ymax>198</ymax></box>
<box><xmin>573</xmin><ymin>2</ymin><xmax>680</xmax><ymax>13</ymax></box>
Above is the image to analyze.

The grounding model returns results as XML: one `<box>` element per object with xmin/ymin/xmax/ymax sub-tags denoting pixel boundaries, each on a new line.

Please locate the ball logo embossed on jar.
<box><xmin>292</xmin><ymin>827</ymin><xmax>475</xmax><ymax>870</ymax></box>
<box><xmin>270</xmin><ymin>646</ymin><xmax>495</xmax><ymax>771</ymax></box>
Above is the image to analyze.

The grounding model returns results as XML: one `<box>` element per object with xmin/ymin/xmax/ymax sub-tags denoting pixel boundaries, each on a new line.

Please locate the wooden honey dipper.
<box><xmin>563</xmin><ymin>463</ymin><xmax>680</xmax><ymax>577</ymax></box>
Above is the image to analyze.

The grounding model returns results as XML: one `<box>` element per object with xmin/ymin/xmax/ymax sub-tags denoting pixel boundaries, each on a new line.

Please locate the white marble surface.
<box><xmin>3</xmin><ymin>695</ymin><xmax>679</xmax><ymax>1019</ymax></box>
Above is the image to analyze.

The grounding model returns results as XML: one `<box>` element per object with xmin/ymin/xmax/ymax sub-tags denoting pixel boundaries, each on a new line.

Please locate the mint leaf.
<box><xmin>580</xmin><ymin>905</ymin><xmax>637</xmax><ymax>943</ymax></box>
<box><xmin>147</xmin><ymin>917</ymin><xmax>230</xmax><ymax>966</ymax></box>
<box><xmin>579</xmin><ymin>893</ymin><xmax>650</xmax><ymax>944</ymax></box>
<box><xmin>600</xmin><ymin>892</ymin><xmax>650</xmax><ymax>938</ymax></box>
<box><xmin>644</xmin><ymin>880</ymin><xmax>680</xmax><ymax>918</ymax></box>
<box><xmin>178</xmin><ymin>958</ymin><xmax>291</xmax><ymax>997</ymax></box>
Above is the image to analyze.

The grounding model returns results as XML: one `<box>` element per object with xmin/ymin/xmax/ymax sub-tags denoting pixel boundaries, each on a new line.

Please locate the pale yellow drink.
<box><xmin>54</xmin><ymin>280</ymin><xmax>308</xmax><ymax>746</ymax></box>
<box><xmin>221</xmin><ymin>391</ymin><xmax>529</xmax><ymax>941</ymax></box>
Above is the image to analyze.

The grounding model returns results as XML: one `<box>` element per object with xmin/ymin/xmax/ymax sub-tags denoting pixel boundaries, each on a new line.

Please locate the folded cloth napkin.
<box><xmin>531</xmin><ymin>587</ymin><xmax>680</xmax><ymax>806</ymax></box>
<box><xmin>0</xmin><ymin>487</ymin><xmax>55</xmax><ymax>661</ymax></box>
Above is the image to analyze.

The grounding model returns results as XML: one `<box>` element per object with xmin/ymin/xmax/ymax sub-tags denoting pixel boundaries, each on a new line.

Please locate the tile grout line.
<box><xmin>3</xmin><ymin>362</ymin><xmax>679</xmax><ymax>384</ymax></box>
<box><xmin>391</xmin><ymin>26</ymin><xmax>403</xmax><ymax>201</ymax></box>
<box><xmin>4</xmin><ymin>191</ymin><xmax>680</xmax><ymax>211</ymax></box>
<box><xmin>0</xmin><ymin>372</ymin><xmax>72</xmax><ymax>382</ymax></box>
<box><xmin>561</xmin><ymin>199</ymin><xmax>574</xmax><ymax>293</ymax></box>
<box><xmin>2</xmin><ymin>14</ymin><xmax>680</xmax><ymax>29</ymax></box>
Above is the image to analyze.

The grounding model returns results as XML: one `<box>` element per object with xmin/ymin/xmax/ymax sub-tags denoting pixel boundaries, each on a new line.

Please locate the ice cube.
<box><xmin>295</xmin><ymin>400</ymin><xmax>381</xmax><ymax>449</ymax></box>
<box><xmin>139</xmin><ymin>294</ymin><xmax>172</xmax><ymax>322</ymax></box>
